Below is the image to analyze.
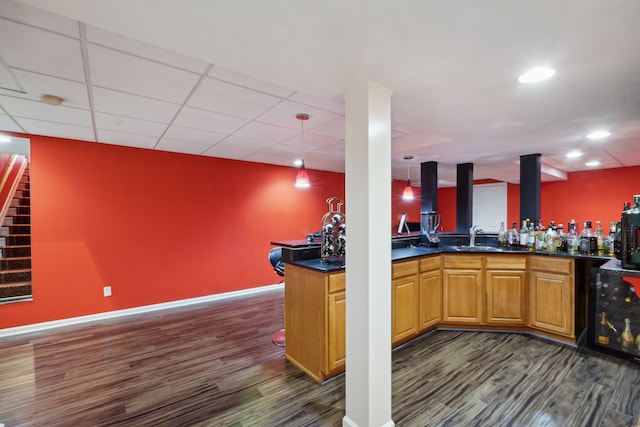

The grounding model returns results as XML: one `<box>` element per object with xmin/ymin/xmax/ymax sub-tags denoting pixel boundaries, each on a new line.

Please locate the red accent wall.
<box><xmin>1</xmin><ymin>134</ymin><xmax>346</xmax><ymax>329</ymax></box>
<box><xmin>391</xmin><ymin>180</ymin><xmax>421</xmax><ymax>232</ymax></box>
<box><xmin>436</xmin><ymin>165</ymin><xmax>640</xmax><ymax>232</ymax></box>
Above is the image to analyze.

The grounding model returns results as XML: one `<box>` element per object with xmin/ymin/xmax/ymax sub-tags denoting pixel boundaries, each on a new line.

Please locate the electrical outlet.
<box><xmin>103</xmin><ymin>286</ymin><xmax>112</xmax><ymax>297</ymax></box>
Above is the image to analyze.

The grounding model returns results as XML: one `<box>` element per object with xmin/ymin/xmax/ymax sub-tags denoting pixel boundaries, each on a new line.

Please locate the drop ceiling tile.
<box><xmin>282</xmin><ymin>132</ymin><xmax>341</xmax><ymax>151</ymax></box>
<box><xmin>95</xmin><ymin>112</ymin><xmax>167</xmax><ymax>137</ymax></box>
<box><xmin>96</xmin><ymin>129</ymin><xmax>157</xmax><ymax>149</ymax></box>
<box><xmin>213</xmin><ymin>135</ymin><xmax>270</xmax><ymax>150</ymax></box>
<box><xmin>163</xmin><ymin>126</ymin><xmax>226</xmax><ymax>145</ymax></box>
<box><xmin>0</xmin><ymin>113</ymin><xmax>22</xmax><ymax>132</ymax></box>
<box><xmin>234</xmin><ymin>121</ymin><xmax>298</xmax><ymax>143</ymax></box>
<box><xmin>255</xmin><ymin>100</ymin><xmax>341</xmax><ymax>130</ymax></box>
<box><xmin>187</xmin><ymin>77</ymin><xmax>282</xmax><ymax>119</ymax></box>
<box><xmin>0</xmin><ymin>19</ymin><xmax>85</xmax><ymax>81</ymax></box>
<box><xmin>88</xmin><ymin>45</ymin><xmax>200</xmax><ymax>103</ymax></box>
<box><xmin>243</xmin><ymin>151</ymin><xmax>296</xmax><ymax>166</ymax></box>
<box><xmin>1</xmin><ymin>0</ymin><xmax>79</xmax><ymax>37</ymax></box>
<box><xmin>0</xmin><ymin>95</ymin><xmax>92</xmax><ymax>126</ymax></box>
<box><xmin>308</xmin><ymin>118</ymin><xmax>345</xmax><ymax>140</ymax></box>
<box><xmin>15</xmin><ymin>118</ymin><xmax>94</xmax><ymax>142</ymax></box>
<box><xmin>202</xmin><ymin>143</ymin><xmax>260</xmax><ymax>159</ymax></box>
<box><xmin>155</xmin><ymin>137</ymin><xmax>211</xmax><ymax>155</ymax></box>
<box><xmin>9</xmin><ymin>70</ymin><xmax>90</xmax><ymax>108</ymax></box>
<box><xmin>86</xmin><ymin>25</ymin><xmax>209</xmax><ymax>74</ymax></box>
<box><xmin>92</xmin><ymin>87</ymin><xmax>180</xmax><ymax>123</ymax></box>
<box><xmin>0</xmin><ymin>54</ymin><xmax>22</xmax><ymax>93</ymax></box>
<box><xmin>172</xmin><ymin>107</ymin><xmax>247</xmax><ymax>134</ymax></box>
<box><xmin>208</xmin><ymin>65</ymin><xmax>296</xmax><ymax>98</ymax></box>
<box><xmin>287</xmin><ymin>92</ymin><xmax>345</xmax><ymax>115</ymax></box>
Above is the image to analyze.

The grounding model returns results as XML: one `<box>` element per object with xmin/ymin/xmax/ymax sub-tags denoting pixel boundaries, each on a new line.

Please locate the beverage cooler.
<box><xmin>588</xmin><ymin>258</ymin><xmax>640</xmax><ymax>363</ymax></box>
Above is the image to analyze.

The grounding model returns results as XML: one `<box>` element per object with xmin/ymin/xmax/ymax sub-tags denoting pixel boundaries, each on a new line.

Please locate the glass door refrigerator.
<box><xmin>588</xmin><ymin>258</ymin><xmax>640</xmax><ymax>363</ymax></box>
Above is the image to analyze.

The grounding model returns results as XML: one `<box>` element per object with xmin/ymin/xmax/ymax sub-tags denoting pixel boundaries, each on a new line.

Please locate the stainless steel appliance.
<box><xmin>421</xmin><ymin>211</ymin><xmax>441</xmax><ymax>246</ymax></box>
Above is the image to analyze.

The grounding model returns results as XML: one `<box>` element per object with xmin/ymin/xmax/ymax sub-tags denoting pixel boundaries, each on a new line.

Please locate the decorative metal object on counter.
<box><xmin>320</xmin><ymin>197</ymin><xmax>346</xmax><ymax>263</ymax></box>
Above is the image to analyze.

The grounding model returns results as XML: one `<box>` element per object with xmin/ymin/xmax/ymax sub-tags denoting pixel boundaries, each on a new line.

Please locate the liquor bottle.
<box><xmin>544</xmin><ymin>222</ymin><xmax>557</xmax><ymax>251</ymax></box>
<box><xmin>567</xmin><ymin>219</ymin><xmax>579</xmax><ymax>253</ymax></box>
<box><xmin>508</xmin><ymin>222</ymin><xmax>519</xmax><ymax>247</ymax></box>
<box><xmin>555</xmin><ymin>224</ymin><xmax>566</xmax><ymax>251</ymax></box>
<box><xmin>527</xmin><ymin>222</ymin><xmax>536</xmax><ymax>251</ymax></box>
<box><xmin>621</xmin><ymin>195</ymin><xmax>640</xmax><ymax>269</ymax></box>
<box><xmin>579</xmin><ymin>221</ymin><xmax>594</xmax><ymax>254</ymax></box>
<box><xmin>498</xmin><ymin>221</ymin><xmax>507</xmax><ymax>247</ymax></box>
<box><xmin>607</xmin><ymin>222</ymin><xmax>616</xmax><ymax>257</ymax></box>
<box><xmin>621</xmin><ymin>318</ymin><xmax>635</xmax><ymax>352</ymax></box>
<box><xmin>595</xmin><ymin>220</ymin><xmax>605</xmax><ymax>255</ymax></box>
<box><xmin>597</xmin><ymin>311</ymin><xmax>610</xmax><ymax>345</ymax></box>
<box><xmin>519</xmin><ymin>220</ymin><xmax>528</xmax><ymax>248</ymax></box>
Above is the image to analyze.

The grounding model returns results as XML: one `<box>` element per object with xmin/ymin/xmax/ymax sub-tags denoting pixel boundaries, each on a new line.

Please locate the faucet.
<box><xmin>469</xmin><ymin>225</ymin><xmax>483</xmax><ymax>247</ymax></box>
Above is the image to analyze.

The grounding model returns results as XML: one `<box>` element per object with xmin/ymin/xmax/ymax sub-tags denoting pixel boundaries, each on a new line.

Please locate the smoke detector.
<box><xmin>40</xmin><ymin>94</ymin><xmax>63</xmax><ymax>106</ymax></box>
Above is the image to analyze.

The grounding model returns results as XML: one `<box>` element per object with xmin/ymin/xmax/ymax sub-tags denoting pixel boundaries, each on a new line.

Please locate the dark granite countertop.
<box><xmin>286</xmin><ymin>243</ymin><xmax>614</xmax><ymax>273</ymax></box>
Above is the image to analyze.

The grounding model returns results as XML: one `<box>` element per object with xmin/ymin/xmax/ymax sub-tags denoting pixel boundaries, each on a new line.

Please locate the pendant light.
<box><xmin>402</xmin><ymin>155</ymin><xmax>414</xmax><ymax>201</ymax></box>
<box><xmin>295</xmin><ymin>113</ymin><xmax>311</xmax><ymax>188</ymax></box>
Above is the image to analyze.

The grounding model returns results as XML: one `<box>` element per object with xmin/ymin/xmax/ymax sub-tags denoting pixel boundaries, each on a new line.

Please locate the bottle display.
<box><xmin>567</xmin><ymin>219</ymin><xmax>579</xmax><ymax>253</ymax></box>
<box><xmin>579</xmin><ymin>221</ymin><xmax>594</xmax><ymax>254</ymax></box>
<box><xmin>595</xmin><ymin>220</ymin><xmax>605</xmax><ymax>255</ymax></box>
<box><xmin>498</xmin><ymin>221</ymin><xmax>506</xmax><ymax>247</ymax></box>
<box><xmin>320</xmin><ymin>197</ymin><xmax>346</xmax><ymax>263</ymax></box>
<box><xmin>508</xmin><ymin>222</ymin><xmax>519</xmax><ymax>247</ymax></box>
<box><xmin>519</xmin><ymin>220</ymin><xmax>528</xmax><ymax>248</ymax></box>
<box><xmin>621</xmin><ymin>318</ymin><xmax>634</xmax><ymax>352</ymax></box>
<box><xmin>597</xmin><ymin>311</ymin><xmax>610</xmax><ymax>345</ymax></box>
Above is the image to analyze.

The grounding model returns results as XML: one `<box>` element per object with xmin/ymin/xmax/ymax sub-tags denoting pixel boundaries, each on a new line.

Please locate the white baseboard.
<box><xmin>0</xmin><ymin>283</ymin><xmax>284</xmax><ymax>339</ymax></box>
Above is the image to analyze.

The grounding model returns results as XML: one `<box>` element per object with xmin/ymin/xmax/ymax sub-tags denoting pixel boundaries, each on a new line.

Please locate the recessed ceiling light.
<box><xmin>293</xmin><ymin>159</ymin><xmax>303</xmax><ymax>167</ymax></box>
<box><xmin>518</xmin><ymin>67</ymin><xmax>556</xmax><ymax>83</ymax></box>
<box><xmin>0</xmin><ymin>135</ymin><xmax>11</xmax><ymax>143</ymax></box>
<box><xmin>40</xmin><ymin>94</ymin><xmax>64</xmax><ymax>106</ymax></box>
<box><xmin>585</xmin><ymin>130</ymin><xmax>611</xmax><ymax>140</ymax></box>
<box><xmin>566</xmin><ymin>150</ymin><xmax>582</xmax><ymax>159</ymax></box>
<box><xmin>585</xmin><ymin>160</ymin><xmax>600</xmax><ymax>167</ymax></box>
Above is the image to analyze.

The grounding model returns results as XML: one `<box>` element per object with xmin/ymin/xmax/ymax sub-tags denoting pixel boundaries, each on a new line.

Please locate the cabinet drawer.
<box><xmin>328</xmin><ymin>272</ymin><xmax>346</xmax><ymax>293</ymax></box>
<box><xmin>443</xmin><ymin>255</ymin><xmax>482</xmax><ymax>270</ymax></box>
<box><xmin>528</xmin><ymin>256</ymin><xmax>573</xmax><ymax>274</ymax></box>
<box><xmin>485</xmin><ymin>255</ymin><xmax>526</xmax><ymax>270</ymax></box>
<box><xmin>420</xmin><ymin>255</ymin><xmax>441</xmax><ymax>272</ymax></box>
<box><xmin>392</xmin><ymin>260</ymin><xmax>419</xmax><ymax>279</ymax></box>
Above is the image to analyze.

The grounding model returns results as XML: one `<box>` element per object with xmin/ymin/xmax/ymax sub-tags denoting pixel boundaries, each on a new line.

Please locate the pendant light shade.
<box><xmin>402</xmin><ymin>155</ymin><xmax>414</xmax><ymax>201</ymax></box>
<box><xmin>295</xmin><ymin>160</ymin><xmax>311</xmax><ymax>188</ymax></box>
<box><xmin>295</xmin><ymin>113</ymin><xmax>310</xmax><ymax>189</ymax></box>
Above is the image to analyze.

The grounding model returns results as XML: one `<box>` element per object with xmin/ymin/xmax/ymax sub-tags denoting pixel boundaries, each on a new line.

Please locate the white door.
<box><xmin>472</xmin><ymin>183</ymin><xmax>507</xmax><ymax>233</ymax></box>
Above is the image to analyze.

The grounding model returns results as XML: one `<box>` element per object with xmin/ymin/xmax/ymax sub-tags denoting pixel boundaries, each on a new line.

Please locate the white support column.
<box><xmin>343</xmin><ymin>81</ymin><xmax>394</xmax><ymax>427</ymax></box>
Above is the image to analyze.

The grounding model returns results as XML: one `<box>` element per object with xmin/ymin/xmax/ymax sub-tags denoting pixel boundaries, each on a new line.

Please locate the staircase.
<box><xmin>0</xmin><ymin>168</ymin><xmax>32</xmax><ymax>302</ymax></box>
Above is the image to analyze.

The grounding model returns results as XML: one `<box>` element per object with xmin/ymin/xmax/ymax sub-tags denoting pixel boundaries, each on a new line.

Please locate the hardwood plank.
<box><xmin>1</xmin><ymin>289</ymin><xmax>639</xmax><ymax>426</ymax></box>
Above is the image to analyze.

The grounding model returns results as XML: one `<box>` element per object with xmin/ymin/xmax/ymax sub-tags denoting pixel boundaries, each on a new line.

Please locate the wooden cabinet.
<box><xmin>419</xmin><ymin>256</ymin><xmax>441</xmax><ymax>331</ymax></box>
<box><xmin>528</xmin><ymin>256</ymin><xmax>575</xmax><ymax>338</ymax></box>
<box><xmin>392</xmin><ymin>260</ymin><xmax>419</xmax><ymax>345</ymax></box>
<box><xmin>326</xmin><ymin>290</ymin><xmax>346</xmax><ymax>373</ymax></box>
<box><xmin>485</xmin><ymin>255</ymin><xmax>526</xmax><ymax>325</ymax></box>
<box><xmin>284</xmin><ymin>264</ymin><xmax>346</xmax><ymax>382</ymax></box>
<box><xmin>442</xmin><ymin>255</ymin><xmax>483</xmax><ymax>323</ymax></box>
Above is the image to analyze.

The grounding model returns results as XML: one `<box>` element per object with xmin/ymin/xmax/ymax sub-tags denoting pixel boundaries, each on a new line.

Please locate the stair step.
<box><xmin>9</xmin><ymin>224</ymin><xmax>30</xmax><ymax>235</ymax></box>
<box><xmin>0</xmin><ymin>245</ymin><xmax>31</xmax><ymax>258</ymax></box>
<box><xmin>0</xmin><ymin>268</ymin><xmax>31</xmax><ymax>283</ymax></box>
<box><xmin>0</xmin><ymin>257</ymin><xmax>31</xmax><ymax>270</ymax></box>
<box><xmin>0</xmin><ymin>281</ymin><xmax>32</xmax><ymax>299</ymax></box>
<box><xmin>11</xmin><ymin>214</ymin><xmax>30</xmax><ymax>224</ymax></box>
<box><xmin>5</xmin><ymin>235</ymin><xmax>31</xmax><ymax>246</ymax></box>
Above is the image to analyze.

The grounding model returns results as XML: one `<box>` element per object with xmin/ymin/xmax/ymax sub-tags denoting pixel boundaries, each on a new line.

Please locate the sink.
<box><xmin>452</xmin><ymin>245</ymin><xmax>501</xmax><ymax>252</ymax></box>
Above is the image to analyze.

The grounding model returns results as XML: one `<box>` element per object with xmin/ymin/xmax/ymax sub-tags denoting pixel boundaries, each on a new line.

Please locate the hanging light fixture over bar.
<box><xmin>402</xmin><ymin>155</ymin><xmax>414</xmax><ymax>201</ymax></box>
<box><xmin>295</xmin><ymin>113</ymin><xmax>311</xmax><ymax>189</ymax></box>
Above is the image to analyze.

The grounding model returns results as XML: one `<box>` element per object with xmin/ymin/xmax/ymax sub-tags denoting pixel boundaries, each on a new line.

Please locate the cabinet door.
<box><xmin>326</xmin><ymin>291</ymin><xmax>346</xmax><ymax>373</ymax></box>
<box><xmin>528</xmin><ymin>270</ymin><xmax>574</xmax><ymax>337</ymax></box>
<box><xmin>392</xmin><ymin>274</ymin><xmax>419</xmax><ymax>345</ymax></box>
<box><xmin>486</xmin><ymin>270</ymin><xmax>526</xmax><ymax>325</ymax></box>
<box><xmin>419</xmin><ymin>269</ymin><xmax>441</xmax><ymax>330</ymax></box>
<box><xmin>442</xmin><ymin>269</ymin><xmax>483</xmax><ymax>323</ymax></box>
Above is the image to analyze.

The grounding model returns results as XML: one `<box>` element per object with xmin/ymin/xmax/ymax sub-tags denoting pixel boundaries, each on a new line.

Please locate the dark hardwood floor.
<box><xmin>1</xmin><ymin>288</ymin><xmax>639</xmax><ymax>426</ymax></box>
